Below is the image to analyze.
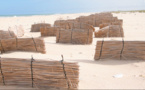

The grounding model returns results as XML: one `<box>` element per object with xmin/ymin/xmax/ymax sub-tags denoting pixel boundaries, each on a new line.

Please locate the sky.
<box><xmin>0</xmin><ymin>0</ymin><xmax>145</xmax><ymax>15</ymax></box>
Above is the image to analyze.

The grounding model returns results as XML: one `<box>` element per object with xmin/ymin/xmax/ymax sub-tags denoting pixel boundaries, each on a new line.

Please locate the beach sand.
<box><xmin>0</xmin><ymin>12</ymin><xmax>145</xmax><ymax>89</ymax></box>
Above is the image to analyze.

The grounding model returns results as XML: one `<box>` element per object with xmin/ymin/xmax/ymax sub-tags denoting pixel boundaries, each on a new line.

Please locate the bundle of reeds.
<box><xmin>40</xmin><ymin>27</ymin><xmax>59</xmax><ymax>37</ymax></box>
<box><xmin>54</xmin><ymin>20</ymin><xmax>78</xmax><ymax>30</ymax></box>
<box><xmin>70</xmin><ymin>22</ymin><xmax>95</xmax><ymax>31</ymax></box>
<box><xmin>54</xmin><ymin>20</ymin><xmax>95</xmax><ymax>32</ymax></box>
<box><xmin>94</xmin><ymin>41</ymin><xmax>145</xmax><ymax>60</ymax></box>
<box><xmin>0</xmin><ymin>58</ymin><xmax>79</xmax><ymax>89</ymax></box>
<box><xmin>0</xmin><ymin>38</ymin><xmax>45</xmax><ymax>54</ymax></box>
<box><xmin>0</xmin><ymin>30</ymin><xmax>16</xmax><ymax>39</ymax></box>
<box><xmin>94</xmin><ymin>25</ymin><xmax>124</xmax><ymax>38</ymax></box>
<box><xmin>31</xmin><ymin>23</ymin><xmax>51</xmax><ymax>32</ymax></box>
<box><xmin>99</xmin><ymin>20</ymin><xmax>123</xmax><ymax>29</ymax></box>
<box><xmin>56</xmin><ymin>28</ymin><xmax>93</xmax><ymax>44</ymax></box>
<box><xmin>76</xmin><ymin>12</ymin><xmax>114</xmax><ymax>27</ymax></box>
<box><xmin>8</xmin><ymin>25</ymin><xmax>24</xmax><ymax>37</ymax></box>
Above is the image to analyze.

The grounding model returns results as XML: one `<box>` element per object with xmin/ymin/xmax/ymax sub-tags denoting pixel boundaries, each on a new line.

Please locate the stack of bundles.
<box><xmin>0</xmin><ymin>38</ymin><xmax>45</xmax><ymax>54</ymax></box>
<box><xmin>99</xmin><ymin>19</ymin><xmax>123</xmax><ymax>29</ymax></box>
<box><xmin>0</xmin><ymin>30</ymin><xmax>16</xmax><ymax>39</ymax></box>
<box><xmin>94</xmin><ymin>41</ymin><xmax>145</xmax><ymax>60</ymax></box>
<box><xmin>94</xmin><ymin>25</ymin><xmax>124</xmax><ymax>38</ymax></box>
<box><xmin>0</xmin><ymin>58</ymin><xmax>79</xmax><ymax>89</ymax></box>
<box><xmin>31</xmin><ymin>23</ymin><xmax>51</xmax><ymax>32</ymax></box>
<box><xmin>56</xmin><ymin>28</ymin><xmax>93</xmax><ymax>44</ymax></box>
<box><xmin>40</xmin><ymin>27</ymin><xmax>59</xmax><ymax>37</ymax></box>
<box><xmin>8</xmin><ymin>25</ymin><xmax>24</xmax><ymax>37</ymax></box>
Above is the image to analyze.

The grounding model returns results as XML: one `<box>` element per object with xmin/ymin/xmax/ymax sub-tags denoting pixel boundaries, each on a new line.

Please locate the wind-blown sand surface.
<box><xmin>0</xmin><ymin>12</ymin><xmax>145</xmax><ymax>89</ymax></box>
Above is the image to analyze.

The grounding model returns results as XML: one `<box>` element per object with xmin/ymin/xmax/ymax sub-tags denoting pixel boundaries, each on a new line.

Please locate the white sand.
<box><xmin>0</xmin><ymin>12</ymin><xmax>145</xmax><ymax>89</ymax></box>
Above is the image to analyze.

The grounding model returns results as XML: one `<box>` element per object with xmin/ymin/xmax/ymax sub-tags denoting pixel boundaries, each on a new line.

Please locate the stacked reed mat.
<box><xmin>94</xmin><ymin>25</ymin><xmax>124</xmax><ymax>38</ymax></box>
<box><xmin>8</xmin><ymin>25</ymin><xmax>24</xmax><ymax>37</ymax></box>
<box><xmin>0</xmin><ymin>30</ymin><xmax>16</xmax><ymax>39</ymax></box>
<box><xmin>40</xmin><ymin>27</ymin><xmax>59</xmax><ymax>37</ymax></box>
<box><xmin>31</xmin><ymin>23</ymin><xmax>51</xmax><ymax>32</ymax></box>
<box><xmin>0</xmin><ymin>38</ymin><xmax>45</xmax><ymax>54</ymax></box>
<box><xmin>56</xmin><ymin>29</ymin><xmax>93</xmax><ymax>44</ymax></box>
<box><xmin>0</xmin><ymin>58</ymin><xmax>79</xmax><ymax>89</ymax></box>
<box><xmin>94</xmin><ymin>41</ymin><xmax>145</xmax><ymax>60</ymax></box>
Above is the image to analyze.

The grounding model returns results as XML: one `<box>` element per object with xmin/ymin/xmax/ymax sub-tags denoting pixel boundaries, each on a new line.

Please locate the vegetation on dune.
<box><xmin>112</xmin><ymin>10</ymin><xmax>145</xmax><ymax>13</ymax></box>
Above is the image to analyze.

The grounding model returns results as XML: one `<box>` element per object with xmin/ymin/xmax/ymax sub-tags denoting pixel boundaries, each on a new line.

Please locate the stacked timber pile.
<box><xmin>94</xmin><ymin>41</ymin><xmax>145</xmax><ymax>60</ymax></box>
<box><xmin>56</xmin><ymin>28</ymin><xmax>93</xmax><ymax>44</ymax></box>
<box><xmin>0</xmin><ymin>38</ymin><xmax>45</xmax><ymax>54</ymax></box>
<box><xmin>0</xmin><ymin>58</ymin><xmax>79</xmax><ymax>89</ymax></box>
<box><xmin>0</xmin><ymin>30</ymin><xmax>16</xmax><ymax>39</ymax></box>
<box><xmin>94</xmin><ymin>25</ymin><xmax>124</xmax><ymax>38</ymax></box>
<box><xmin>8</xmin><ymin>25</ymin><xmax>24</xmax><ymax>37</ymax></box>
<box><xmin>40</xmin><ymin>27</ymin><xmax>59</xmax><ymax>37</ymax></box>
<box><xmin>31</xmin><ymin>23</ymin><xmax>51</xmax><ymax>32</ymax></box>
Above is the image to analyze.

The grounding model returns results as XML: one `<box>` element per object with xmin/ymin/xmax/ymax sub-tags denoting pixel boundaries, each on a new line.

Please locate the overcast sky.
<box><xmin>0</xmin><ymin>0</ymin><xmax>145</xmax><ymax>15</ymax></box>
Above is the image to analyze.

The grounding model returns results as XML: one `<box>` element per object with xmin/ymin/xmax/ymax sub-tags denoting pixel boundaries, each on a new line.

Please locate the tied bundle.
<box><xmin>40</xmin><ymin>27</ymin><xmax>59</xmax><ymax>37</ymax></box>
<box><xmin>56</xmin><ymin>28</ymin><xmax>93</xmax><ymax>44</ymax></box>
<box><xmin>0</xmin><ymin>58</ymin><xmax>79</xmax><ymax>89</ymax></box>
<box><xmin>94</xmin><ymin>41</ymin><xmax>145</xmax><ymax>60</ymax></box>
<box><xmin>0</xmin><ymin>38</ymin><xmax>45</xmax><ymax>54</ymax></box>
<box><xmin>94</xmin><ymin>25</ymin><xmax>124</xmax><ymax>38</ymax></box>
<box><xmin>31</xmin><ymin>23</ymin><xmax>51</xmax><ymax>32</ymax></box>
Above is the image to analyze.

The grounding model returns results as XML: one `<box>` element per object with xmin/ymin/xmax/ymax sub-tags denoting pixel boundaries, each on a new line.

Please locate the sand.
<box><xmin>0</xmin><ymin>12</ymin><xmax>145</xmax><ymax>89</ymax></box>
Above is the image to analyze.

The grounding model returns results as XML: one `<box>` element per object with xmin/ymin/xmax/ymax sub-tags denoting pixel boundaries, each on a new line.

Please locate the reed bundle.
<box><xmin>0</xmin><ymin>38</ymin><xmax>45</xmax><ymax>54</ymax></box>
<box><xmin>99</xmin><ymin>20</ymin><xmax>123</xmax><ymax>29</ymax></box>
<box><xmin>40</xmin><ymin>27</ymin><xmax>59</xmax><ymax>37</ymax></box>
<box><xmin>31</xmin><ymin>23</ymin><xmax>51</xmax><ymax>32</ymax></box>
<box><xmin>54</xmin><ymin>20</ymin><xmax>95</xmax><ymax>32</ymax></box>
<box><xmin>0</xmin><ymin>58</ymin><xmax>79</xmax><ymax>89</ymax></box>
<box><xmin>76</xmin><ymin>12</ymin><xmax>115</xmax><ymax>27</ymax></box>
<box><xmin>56</xmin><ymin>28</ymin><xmax>93</xmax><ymax>44</ymax></box>
<box><xmin>94</xmin><ymin>25</ymin><xmax>124</xmax><ymax>38</ymax></box>
<box><xmin>54</xmin><ymin>20</ymin><xmax>77</xmax><ymax>29</ymax></box>
<box><xmin>94</xmin><ymin>41</ymin><xmax>145</xmax><ymax>60</ymax></box>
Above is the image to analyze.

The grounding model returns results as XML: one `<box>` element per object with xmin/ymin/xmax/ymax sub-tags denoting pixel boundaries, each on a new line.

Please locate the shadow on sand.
<box><xmin>70</xmin><ymin>59</ymin><xmax>145</xmax><ymax>65</ymax></box>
